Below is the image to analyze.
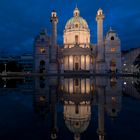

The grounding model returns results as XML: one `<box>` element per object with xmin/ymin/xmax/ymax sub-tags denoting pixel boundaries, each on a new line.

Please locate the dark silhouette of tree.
<box><xmin>7</xmin><ymin>61</ymin><xmax>22</xmax><ymax>72</ymax></box>
<box><xmin>7</xmin><ymin>61</ymin><xmax>18</xmax><ymax>72</ymax></box>
<box><xmin>133</xmin><ymin>53</ymin><xmax>140</xmax><ymax>72</ymax></box>
<box><xmin>0</xmin><ymin>61</ymin><xmax>23</xmax><ymax>72</ymax></box>
<box><xmin>0</xmin><ymin>63</ymin><xmax>4</xmax><ymax>73</ymax></box>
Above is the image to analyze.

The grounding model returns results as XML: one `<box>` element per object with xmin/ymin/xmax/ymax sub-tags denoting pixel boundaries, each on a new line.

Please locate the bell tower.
<box><xmin>34</xmin><ymin>29</ymin><xmax>50</xmax><ymax>73</ymax></box>
<box><xmin>96</xmin><ymin>8</ymin><xmax>104</xmax><ymax>61</ymax></box>
<box><xmin>104</xmin><ymin>27</ymin><xmax>121</xmax><ymax>73</ymax></box>
<box><xmin>96</xmin><ymin>9</ymin><xmax>105</xmax><ymax>73</ymax></box>
<box><xmin>51</xmin><ymin>10</ymin><xmax>58</xmax><ymax>49</ymax></box>
<box><xmin>49</xmin><ymin>10</ymin><xmax>59</xmax><ymax>73</ymax></box>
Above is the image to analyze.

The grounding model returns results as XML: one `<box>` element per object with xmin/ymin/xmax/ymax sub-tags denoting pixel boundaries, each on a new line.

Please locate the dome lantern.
<box><xmin>65</xmin><ymin>7</ymin><xmax>89</xmax><ymax>31</ymax></box>
<box><xmin>74</xmin><ymin>7</ymin><xmax>80</xmax><ymax>17</ymax></box>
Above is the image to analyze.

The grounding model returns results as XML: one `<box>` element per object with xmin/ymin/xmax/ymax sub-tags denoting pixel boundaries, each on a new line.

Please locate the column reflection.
<box><xmin>33</xmin><ymin>76</ymin><xmax>123</xmax><ymax>140</ymax></box>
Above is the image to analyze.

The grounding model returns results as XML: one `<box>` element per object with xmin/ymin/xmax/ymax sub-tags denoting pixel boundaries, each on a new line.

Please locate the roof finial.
<box><xmin>76</xmin><ymin>0</ymin><xmax>78</xmax><ymax>8</ymax></box>
<box><xmin>74</xmin><ymin>1</ymin><xmax>80</xmax><ymax>17</ymax></box>
<box><xmin>110</xmin><ymin>26</ymin><xmax>112</xmax><ymax>31</ymax></box>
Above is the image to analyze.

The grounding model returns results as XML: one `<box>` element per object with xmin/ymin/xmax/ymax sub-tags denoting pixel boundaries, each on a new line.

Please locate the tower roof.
<box><xmin>40</xmin><ymin>28</ymin><xmax>47</xmax><ymax>35</ymax></box>
<box><xmin>106</xmin><ymin>27</ymin><xmax>117</xmax><ymax>36</ymax></box>
<box><xmin>109</xmin><ymin>27</ymin><xmax>116</xmax><ymax>33</ymax></box>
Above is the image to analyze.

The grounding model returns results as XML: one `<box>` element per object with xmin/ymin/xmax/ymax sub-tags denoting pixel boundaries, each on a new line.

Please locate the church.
<box><xmin>34</xmin><ymin>7</ymin><xmax>122</xmax><ymax>74</ymax></box>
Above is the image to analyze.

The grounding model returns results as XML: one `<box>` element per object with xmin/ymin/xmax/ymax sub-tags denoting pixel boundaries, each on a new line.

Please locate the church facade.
<box><xmin>34</xmin><ymin>7</ymin><xmax>122</xmax><ymax>74</ymax></box>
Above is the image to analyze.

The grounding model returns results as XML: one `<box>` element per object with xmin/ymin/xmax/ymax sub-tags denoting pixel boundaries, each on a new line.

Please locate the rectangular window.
<box><xmin>40</xmin><ymin>48</ymin><xmax>45</xmax><ymax>53</ymax></box>
<box><xmin>111</xmin><ymin>48</ymin><xmax>116</xmax><ymax>52</ymax></box>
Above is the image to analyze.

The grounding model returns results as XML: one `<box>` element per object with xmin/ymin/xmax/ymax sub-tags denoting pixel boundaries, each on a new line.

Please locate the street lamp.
<box><xmin>3</xmin><ymin>78</ymin><xmax>7</xmax><ymax>88</ymax></box>
<box><xmin>4</xmin><ymin>63</ymin><xmax>7</xmax><ymax>73</ymax></box>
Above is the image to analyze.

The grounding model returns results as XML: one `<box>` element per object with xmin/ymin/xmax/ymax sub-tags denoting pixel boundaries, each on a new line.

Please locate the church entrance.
<box><xmin>75</xmin><ymin>63</ymin><xmax>79</xmax><ymax>71</ymax></box>
<box><xmin>110</xmin><ymin>59</ymin><xmax>116</xmax><ymax>73</ymax></box>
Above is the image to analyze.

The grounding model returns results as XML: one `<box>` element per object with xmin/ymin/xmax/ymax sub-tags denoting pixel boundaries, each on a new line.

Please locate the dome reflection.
<box><xmin>60</xmin><ymin>77</ymin><xmax>94</xmax><ymax>140</ymax></box>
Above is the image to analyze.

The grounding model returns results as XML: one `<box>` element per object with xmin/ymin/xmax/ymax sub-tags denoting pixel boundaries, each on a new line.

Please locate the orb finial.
<box><xmin>76</xmin><ymin>2</ymin><xmax>77</xmax><ymax>8</ymax></box>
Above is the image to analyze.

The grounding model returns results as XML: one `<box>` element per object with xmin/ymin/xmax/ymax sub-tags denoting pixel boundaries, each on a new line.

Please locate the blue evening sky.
<box><xmin>0</xmin><ymin>0</ymin><xmax>140</xmax><ymax>55</ymax></box>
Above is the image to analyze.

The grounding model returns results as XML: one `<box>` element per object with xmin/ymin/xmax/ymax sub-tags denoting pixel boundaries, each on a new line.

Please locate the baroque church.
<box><xmin>34</xmin><ymin>7</ymin><xmax>122</xmax><ymax>74</ymax></box>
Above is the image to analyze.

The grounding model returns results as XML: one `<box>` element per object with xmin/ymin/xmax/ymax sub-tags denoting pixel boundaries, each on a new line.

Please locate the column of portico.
<box><xmin>86</xmin><ymin>55</ymin><xmax>87</xmax><ymax>70</ymax></box>
<box><xmin>80</xmin><ymin>55</ymin><xmax>81</xmax><ymax>70</ymax></box>
<box><xmin>73</xmin><ymin>78</ymin><xmax>74</xmax><ymax>93</ymax></box>
<box><xmin>63</xmin><ymin>56</ymin><xmax>65</xmax><ymax>71</ymax></box>
<box><xmin>68</xmin><ymin>56</ymin><xmax>69</xmax><ymax>70</ymax></box>
<box><xmin>85</xmin><ymin>79</ymin><xmax>86</xmax><ymax>94</ymax></box>
<box><xmin>90</xmin><ymin>55</ymin><xmax>93</xmax><ymax>73</ymax></box>
<box><xmin>73</xmin><ymin>55</ymin><xmax>74</xmax><ymax>71</ymax></box>
<box><xmin>68</xmin><ymin>78</ymin><xmax>69</xmax><ymax>93</ymax></box>
<box><xmin>84</xmin><ymin>55</ymin><xmax>86</xmax><ymax>70</ymax></box>
<box><xmin>80</xmin><ymin>78</ymin><xmax>81</xmax><ymax>93</ymax></box>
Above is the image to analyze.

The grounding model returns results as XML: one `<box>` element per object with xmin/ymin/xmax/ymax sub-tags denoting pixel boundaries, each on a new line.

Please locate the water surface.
<box><xmin>0</xmin><ymin>76</ymin><xmax>140</xmax><ymax>140</ymax></box>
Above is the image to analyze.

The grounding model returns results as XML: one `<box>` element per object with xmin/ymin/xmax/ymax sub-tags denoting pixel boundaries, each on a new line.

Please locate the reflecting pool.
<box><xmin>0</xmin><ymin>76</ymin><xmax>140</xmax><ymax>140</ymax></box>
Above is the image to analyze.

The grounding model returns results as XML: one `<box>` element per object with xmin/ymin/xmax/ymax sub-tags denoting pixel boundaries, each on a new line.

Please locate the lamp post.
<box><xmin>3</xmin><ymin>78</ymin><xmax>7</xmax><ymax>88</ymax></box>
<box><xmin>4</xmin><ymin>63</ymin><xmax>7</xmax><ymax>73</ymax></box>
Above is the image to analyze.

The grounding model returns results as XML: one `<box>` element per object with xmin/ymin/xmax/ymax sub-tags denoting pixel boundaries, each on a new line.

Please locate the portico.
<box><xmin>64</xmin><ymin>55</ymin><xmax>91</xmax><ymax>71</ymax></box>
<box><xmin>62</xmin><ymin>45</ymin><xmax>94</xmax><ymax>72</ymax></box>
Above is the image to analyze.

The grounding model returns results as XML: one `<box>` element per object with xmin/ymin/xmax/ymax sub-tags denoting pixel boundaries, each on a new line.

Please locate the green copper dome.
<box><xmin>65</xmin><ymin>7</ymin><xmax>89</xmax><ymax>31</ymax></box>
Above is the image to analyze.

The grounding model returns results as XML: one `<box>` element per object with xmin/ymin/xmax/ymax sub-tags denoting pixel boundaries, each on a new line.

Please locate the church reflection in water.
<box><xmin>33</xmin><ymin>76</ymin><xmax>122</xmax><ymax>140</ymax></box>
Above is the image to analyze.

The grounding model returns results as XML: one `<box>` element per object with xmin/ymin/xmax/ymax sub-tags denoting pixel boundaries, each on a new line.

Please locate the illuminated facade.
<box><xmin>105</xmin><ymin>28</ymin><xmax>122</xmax><ymax>73</ymax></box>
<box><xmin>34</xmin><ymin>7</ymin><xmax>122</xmax><ymax>73</ymax></box>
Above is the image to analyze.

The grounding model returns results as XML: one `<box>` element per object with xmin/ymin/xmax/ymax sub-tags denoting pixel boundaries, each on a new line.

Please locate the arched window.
<box><xmin>111</xmin><ymin>48</ymin><xmax>116</xmax><ymax>52</ymax></box>
<box><xmin>40</xmin><ymin>48</ymin><xmax>45</xmax><ymax>53</ymax></box>
<box><xmin>75</xmin><ymin>24</ymin><xmax>79</xmax><ymax>28</ymax></box>
<box><xmin>75</xmin><ymin>35</ymin><xmax>79</xmax><ymax>44</ymax></box>
<box><xmin>40</xmin><ymin>60</ymin><xmax>45</xmax><ymax>66</ymax></box>
<box><xmin>39</xmin><ymin>96</ymin><xmax>46</xmax><ymax>102</ymax></box>
<box><xmin>110</xmin><ymin>59</ymin><xmax>116</xmax><ymax>72</ymax></box>
<box><xmin>111</xmin><ymin>36</ymin><xmax>114</xmax><ymax>40</ymax></box>
<box><xmin>110</xmin><ymin>59</ymin><xmax>116</xmax><ymax>66</ymax></box>
<box><xmin>41</xmin><ymin>38</ymin><xmax>45</xmax><ymax>42</ymax></box>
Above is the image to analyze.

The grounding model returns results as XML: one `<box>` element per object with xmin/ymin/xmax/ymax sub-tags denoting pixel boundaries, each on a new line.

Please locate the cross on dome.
<box><xmin>110</xmin><ymin>26</ymin><xmax>113</xmax><ymax>31</ymax></box>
